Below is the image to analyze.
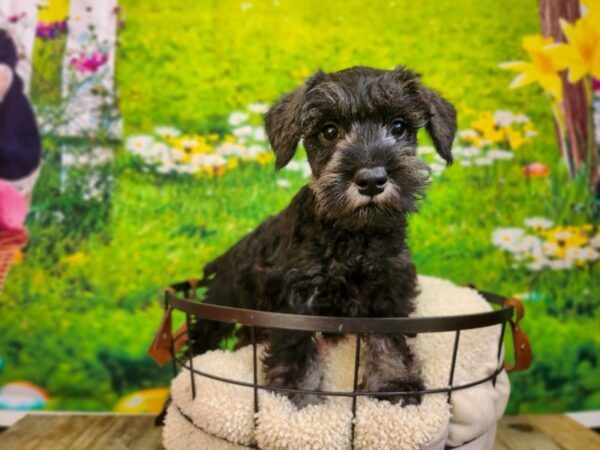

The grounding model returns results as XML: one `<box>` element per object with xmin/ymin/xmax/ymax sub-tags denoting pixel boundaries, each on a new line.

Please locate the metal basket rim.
<box><xmin>165</xmin><ymin>282</ymin><xmax>514</xmax><ymax>334</ymax></box>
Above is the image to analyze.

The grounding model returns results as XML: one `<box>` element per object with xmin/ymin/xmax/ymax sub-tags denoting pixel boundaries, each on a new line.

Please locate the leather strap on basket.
<box><xmin>148</xmin><ymin>290</ymin><xmax>188</xmax><ymax>366</ymax></box>
<box><xmin>503</xmin><ymin>297</ymin><xmax>532</xmax><ymax>372</ymax></box>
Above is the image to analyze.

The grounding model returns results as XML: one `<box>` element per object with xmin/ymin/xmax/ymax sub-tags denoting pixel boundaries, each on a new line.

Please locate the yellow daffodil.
<box><xmin>546</xmin><ymin>14</ymin><xmax>600</xmax><ymax>82</ymax></box>
<box><xmin>500</xmin><ymin>35</ymin><xmax>563</xmax><ymax>100</ymax></box>
<box><xmin>582</xmin><ymin>0</ymin><xmax>600</xmax><ymax>25</ymax></box>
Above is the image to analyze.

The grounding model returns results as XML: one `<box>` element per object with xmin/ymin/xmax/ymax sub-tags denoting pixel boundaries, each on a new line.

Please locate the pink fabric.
<box><xmin>0</xmin><ymin>180</ymin><xmax>27</xmax><ymax>230</ymax></box>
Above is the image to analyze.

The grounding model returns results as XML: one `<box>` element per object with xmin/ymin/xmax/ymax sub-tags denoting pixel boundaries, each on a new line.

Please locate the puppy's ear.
<box><xmin>422</xmin><ymin>88</ymin><xmax>457</xmax><ymax>165</ymax></box>
<box><xmin>265</xmin><ymin>71</ymin><xmax>325</xmax><ymax>170</ymax></box>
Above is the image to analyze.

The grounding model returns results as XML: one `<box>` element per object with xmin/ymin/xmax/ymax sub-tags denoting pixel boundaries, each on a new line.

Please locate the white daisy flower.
<box><xmin>228</xmin><ymin>112</ymin><xmax>249</xmax><ymax>126</ymax></box>
<box><xmin>171</xmin><ymin>149</ymin><xmax>185</xmax><ymax>161</ymax></box>
<box><xmin>589</xmin><ymin>234</ymin><xmax>600</xmax><ymax>248</ymax></box>
<box><xmin>474</xmin><ymin>157</ymin><xmax>493</xmax><ymax>166</ymax></box>
<box><xmin>252</xmin><ymin>127</ymin><xmax>266</xmax><ymax>141</ymax></box>
<box><xmin>418</xmin><ymin>146</ymin><xmax>435</xmax><ymax>154</ymax></box>
<box><xmin>462</xmin><ymin>146</ymin><xmax>482</xmax><ymax>158</ymax></box>
<box><xmin>580</xmin><ymin>246</ymin><xmax>600</xmax><ymax>261</ymax></box>
<box><xmin>492</xmin><ymin>228</ymin><xmax>525</xmax><ymax>251</ymax></box>
<box><xmin>285</xmin><ymin>161</ymin><xmax>301</xmax><ymax>171</ymax></box>
<box><xmin>487</xmin><ymin>149</ymin><xmax>514</xmax><ymax>160</ymax></box>
<box><xmin>458</xmin><ymin>129</ymin><xmax>478</xmax><ymax>140</ymax></box>
<box><xmin>126</xmin><ymin>135</ymin><xmax>154</xmax><ymax>155</ymax></box>
<box><xmin>233</xmin><ymin>125</ymin><xmax>254</xmax><ymax>139</ymax></box>
<box><xmin>524</xmin><ymin>130</ymin><xmax>538</xmax><ymax>138</ymax></box>
<box><xmin>205</xmin><ymin>155</ymin><xmax>227</xmax><ymax>167</ymax></box>
<box><xmin>430</xmin><ymin>162</ymin><xmax>446</xmax><ymax>176</ymax></box>
<box><xmin>527</xmin><ymin>257</ymin><xmax>548</xmax><ymax>271</ymax></box>
<box><xmin>524</xmin><ymin>217</ymin><xmax>554</xmax><ymax>230</ymax></box>
<box><xmin>190</xmin><ymin>153</ymin><xmax>207</xmax><ymax>165</ymax></box>
<box><xmin>148</xmin><ymin>142</ymin><xmax>170</xmax><ymax>160</ymax></box>
<box><xmin>549</xmin><ymin>259</ymin><xmax>573</xmax><ymax>270</ymax></box>
<box><xmin>521</xmin><ymin>235</ymin><xmax>543</xmax><ymax>256</ymax></box>
<box><xmin>565</xmin><ymin>246</ymin><xmax>585</xmax><ymax>263</ymax></box>
<box><xmin>542</xmin><ymin>241</ymin><xmax>559</xmax><ymax>257</ymax></box>
<box><xmin>493</xmin><ymin>110</ymin><xmax>516</xmax><ymax>127</ymax></box>
<box><xmin>248</xmin><ymin>102</ymin><xmax>269</xmax><ymax>114</ymax></box>
<box><xmin>514</xmin><ymin>113</ymin><xmax>530</xmax><ymax>123</ymax></box>
<box><xmin>154</xmin><ymin>126</ymin><xmax>181</xmax><ymax>139</ymax></box>
<box><xmin>216</xmin><ymin>142</ymin><xmax>246</xmax><ymax>157</ymax></box>
<box><xmin>157</xmin><ymin>162</ymin><xmax>175</xmax><ymax>174</ymax></box>
<box><xmin>277</xmin><ymin>178</ymin><xmax>291</xmax><ymax>189</ymax></box>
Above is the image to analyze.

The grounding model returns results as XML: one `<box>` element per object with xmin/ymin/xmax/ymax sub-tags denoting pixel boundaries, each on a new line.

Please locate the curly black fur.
<box><xmin>188</xmin><ymin>65</ymin><xmax>456</xmax><ymax>407</ymax></box>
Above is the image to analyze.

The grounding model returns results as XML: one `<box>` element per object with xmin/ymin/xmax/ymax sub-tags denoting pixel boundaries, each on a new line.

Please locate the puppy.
<box><xmin>190</xmin><ymin>66</ymin><xmax>456</xmax><ymax>407</ymax></box>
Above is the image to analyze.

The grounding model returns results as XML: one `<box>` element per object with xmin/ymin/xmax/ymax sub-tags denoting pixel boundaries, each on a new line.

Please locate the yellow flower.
<box><xmin>546</xmin><ymin>15</ymin><xmax>600</xmax><ymax>82</ymax></box>
<box><xmin>256</xmin><ymin>152</ymin><xmax>274</xmax><ymax>165</ymax></box>
<box><xmin>470</xmin><ymin>113</ymin><xmax>504</xmax><ymax>144</ymax></box>
<box><xmin>227</xmin><ymin>158</ymin><xmax>239</xmax><ymax>169</ymax></box>
<box><xmin>63</xmin><ymin>252</ymin><xmax>87</xmax><ymax>266</ymax></box>
<box><xmin>500</xmin><ymin>35</ymin><xmax>563</xmax><ymax>100</ymax></box>
<box><xmin>503</xmin><ymin>128</ymin><xmax>526</xmax><ymax>150</ymax></box>
<box><xmin>38</xmin><ymin>0</ymin><xmax>69</xmax><ymax>22</ymax></box>
<box><xmin>208</xmin><ymin>133</ymin><xmax>220</xmax><ymax>142</ymax></box>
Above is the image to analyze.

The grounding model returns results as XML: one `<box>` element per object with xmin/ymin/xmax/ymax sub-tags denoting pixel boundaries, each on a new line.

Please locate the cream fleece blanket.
<box><xmin>163</xmin><ymin>275</ymin><xmax>510</xmax><ymax>450</ymax></box>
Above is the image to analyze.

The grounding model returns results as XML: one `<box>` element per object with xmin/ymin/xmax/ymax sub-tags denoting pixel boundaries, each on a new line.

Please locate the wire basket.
<box><xmin>155</xmin><ymin>278</ymin><xmax>531</xmax><ymax>449</ymax></box>
<box><xmin>0</xmin><ymin>229</ymin><xmax>28</xmax><ymax>293</ymax></box>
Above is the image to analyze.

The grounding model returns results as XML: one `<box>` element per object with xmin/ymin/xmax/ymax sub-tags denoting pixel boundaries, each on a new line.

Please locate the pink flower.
<box><xmin>69</xmin><ymin>51</ymin><xmax>109</xmax><ymax>73</ymax></box>
<box><xmin>8</xmin><ymin>12</ymin><xmax>26</xmax><ymax>23</ymax></box>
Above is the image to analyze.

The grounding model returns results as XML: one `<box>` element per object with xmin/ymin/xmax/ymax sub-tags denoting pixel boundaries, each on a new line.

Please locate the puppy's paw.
<box><xmin>288</xmin><ymin>392</ymin><xmax>325</xmax><ymax>409</ymax></box>
<box><xmin>361</xmin><ymin>379</ymin><xmax>425</xmax><ymax>406</ymax></box>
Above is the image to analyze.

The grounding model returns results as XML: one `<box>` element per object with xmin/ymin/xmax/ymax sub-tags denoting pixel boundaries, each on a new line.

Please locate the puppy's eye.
<box><xmin>391</xmin><ymin>119</ymin><xmax>406</xmax><ymax>137</ymax></box>
<box><xmin>320</xmin><ymin>123</ymin><xmax>340</xmax><ymax>142</ymax></box>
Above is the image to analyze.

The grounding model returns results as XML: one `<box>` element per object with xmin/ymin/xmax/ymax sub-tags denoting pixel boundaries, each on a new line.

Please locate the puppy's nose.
<box><xmin>354</xmin><ymin>167</ymin><xmax>388</xmax><ymax>197</ymax></box>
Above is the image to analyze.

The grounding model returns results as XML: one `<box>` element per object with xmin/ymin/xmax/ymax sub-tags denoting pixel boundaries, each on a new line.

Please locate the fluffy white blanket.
<box><xmin>163</xmin><ymin>276</ymin><xmax>510</xmax><ymax>450</ymax></box>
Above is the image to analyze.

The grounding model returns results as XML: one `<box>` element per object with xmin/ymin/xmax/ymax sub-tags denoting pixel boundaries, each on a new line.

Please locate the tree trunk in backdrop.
<box><xmin>539</xmin><ymin>0</ymin><xmax>599</xmax><ymax>195</ymax></box>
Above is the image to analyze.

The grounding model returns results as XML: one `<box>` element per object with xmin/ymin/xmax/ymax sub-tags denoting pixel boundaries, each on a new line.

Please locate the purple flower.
<box><xmin>36</xmin><ymin>21</ymin><xmax>68</xmax><ymax>40</ymax></box>
<box><xmin>69</xmin><ymin>51</ymin><xmax>109</xmax><ymax>73</ymax></box>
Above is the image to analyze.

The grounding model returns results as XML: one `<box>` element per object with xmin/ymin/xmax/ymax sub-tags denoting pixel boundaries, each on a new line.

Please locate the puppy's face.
<box><xmin>265</xmin><ymin>66</ymin><xmax>457</xmax><ymax>229</ymax></box>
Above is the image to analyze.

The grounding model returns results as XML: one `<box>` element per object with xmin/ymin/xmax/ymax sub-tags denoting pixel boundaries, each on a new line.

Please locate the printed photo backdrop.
<box><xmin>1</xmin><ymin>0</ymin><xmax>599</xmax><ymax>414</ymax></box>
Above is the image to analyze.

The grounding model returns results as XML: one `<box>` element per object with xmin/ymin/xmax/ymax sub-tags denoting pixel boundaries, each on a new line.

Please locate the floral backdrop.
<box><xmin>0</xmin><ymin>0</ymin><xmax>599</xmax><ymax>415</ymax></box>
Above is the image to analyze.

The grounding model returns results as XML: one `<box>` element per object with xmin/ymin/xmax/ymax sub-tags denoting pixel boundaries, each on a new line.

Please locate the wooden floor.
<box><xmin>1</xmin><ymin>413</ymin><xmax>599</xmax><ymax>449</ymax></box>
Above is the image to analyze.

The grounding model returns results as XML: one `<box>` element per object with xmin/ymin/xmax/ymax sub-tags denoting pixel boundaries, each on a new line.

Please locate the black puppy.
<box><xmin>191</xmin><ymin>66</ymin><xmax>456</xmax><ymax>407</ymax></box>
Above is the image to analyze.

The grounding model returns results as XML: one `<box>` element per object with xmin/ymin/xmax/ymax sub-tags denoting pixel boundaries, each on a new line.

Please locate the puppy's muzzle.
<box><xmin>354</xmin><ymin>167</ymin><xmax>388</xmax><ymax>197</ymax></box>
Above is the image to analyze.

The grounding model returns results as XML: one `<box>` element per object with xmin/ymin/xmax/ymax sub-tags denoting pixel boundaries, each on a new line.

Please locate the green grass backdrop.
<box><xmin>1</xmin><ymin>0</ymin><xmax>599</xmax><ymax>414</ymax></box>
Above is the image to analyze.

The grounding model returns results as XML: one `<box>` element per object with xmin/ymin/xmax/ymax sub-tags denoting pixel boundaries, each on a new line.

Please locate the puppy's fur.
<box><xmin>190</xmin><ymin>66</ymin><xmax>456</xmax><ymax>407</ymax></box>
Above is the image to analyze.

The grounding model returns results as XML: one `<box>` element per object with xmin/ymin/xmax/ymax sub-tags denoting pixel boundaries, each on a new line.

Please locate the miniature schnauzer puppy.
<box><xmin>190</xmin><ymin>66</ymin><xmax>456</xmax><ymax>407</ymax></box>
